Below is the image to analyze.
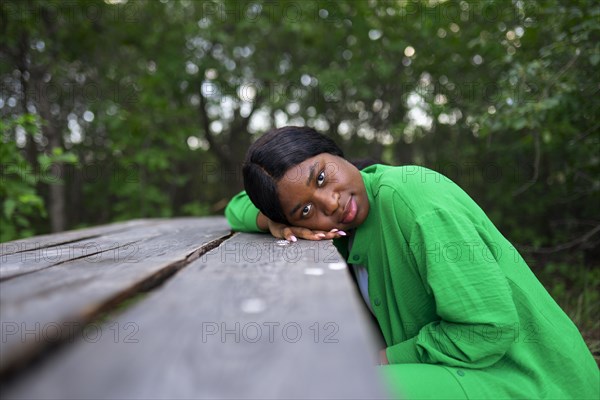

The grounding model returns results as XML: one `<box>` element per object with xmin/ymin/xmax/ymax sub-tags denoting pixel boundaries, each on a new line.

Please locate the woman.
<box><xmin>225</xmin><ymin>126</ymin><xmax>598</xmax><ymax>399</ymax></box>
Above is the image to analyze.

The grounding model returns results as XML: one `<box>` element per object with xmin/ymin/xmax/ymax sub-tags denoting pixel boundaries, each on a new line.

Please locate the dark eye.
<box><xmin>302</xmin><ymin>204</ymin><xmax>312</xmax><ymax>217</ymax></box>
<box><xmin>317</xmin><ymin>170</ymin><xmax>325</xmax><ymax>186</ymax></box>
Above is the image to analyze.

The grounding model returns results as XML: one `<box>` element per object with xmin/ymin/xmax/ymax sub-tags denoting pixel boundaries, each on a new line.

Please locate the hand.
<box><xmin>378</xmin><ymin>349</ymin><xmax>389</xmax><ymax>365</ymax></box>
<box><xmin>268</xmin><ymin>220</ymin><xmax>347</xmax><ymax>242</ymax></box>
<box><xmin>257</xmin><ymin>212</ymin><xmax>347</xmax><ymax>242</ymax></box>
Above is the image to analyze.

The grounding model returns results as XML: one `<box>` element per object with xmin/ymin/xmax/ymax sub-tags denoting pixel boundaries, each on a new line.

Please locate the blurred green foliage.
<box><xmin>0</xmin><ymin>115</ymin><xmax>46</xmax><ymax>241</ymax></box>
<box><xmin>1</xmin><ymin>0</ymin><xmax>598</xmax><ymax>254</ymax></box>
<box><xmin>1</xmin><ymin>114</ymin><xmax>77</xmax><ymax>240</ymax></box>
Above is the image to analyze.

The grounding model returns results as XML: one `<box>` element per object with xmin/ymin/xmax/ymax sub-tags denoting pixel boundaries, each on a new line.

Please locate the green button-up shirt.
<box><xmin>225</xmin><ymin>164</ymin><xmax>598</xmax><ymax>398</ymax></box>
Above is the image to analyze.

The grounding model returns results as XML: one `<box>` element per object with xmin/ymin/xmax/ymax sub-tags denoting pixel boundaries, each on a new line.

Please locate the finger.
<box><xmin>315</xmin><ymin>230</ymin><xmax>339</xmax><ymax>240</ymax></box>
<box><xmin>315</xmin><ymin>230</ymin><xmax>347</xmax><ymax>239</ymax></box>
<box><xmin>289</xmin><ymin>227</ymin><xmax>324</xmax><ymax>241</ymax></box>
<box><xmin>282</xmin><ymin>227</ymin><xmax>297</xmax><ymax>242</ymax></box>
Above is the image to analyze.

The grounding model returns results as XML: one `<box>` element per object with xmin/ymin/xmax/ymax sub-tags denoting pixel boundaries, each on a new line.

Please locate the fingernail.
<box><xmin>329</xmin><ymin>228</ymin><xmax>339</xmax><ymax>232</ymax></box>
<box><xmin>317</xmin><ymin>233</ymin><xmax>326</xmax><ymax>238</ymax></box>
<box><xmin>290</xmin><ymin>235</ymin><xmax>297</xmax><ymax>242</ymax></box>
<box><xmin>338</xmin><ymin>231</ymin><xmax>347</xmax><ymax>236</ymax></box>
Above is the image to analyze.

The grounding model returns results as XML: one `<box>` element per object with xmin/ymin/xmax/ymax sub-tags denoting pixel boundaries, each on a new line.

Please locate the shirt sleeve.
<box><xmin>386</xmin><ymin>208</ymin><xmax>519</xmax><ymax>368</ymax></box>
<box><xmin>224</xmin><ymin>191</ymin><xmax>264</xmax><ymax>233</ymax></box>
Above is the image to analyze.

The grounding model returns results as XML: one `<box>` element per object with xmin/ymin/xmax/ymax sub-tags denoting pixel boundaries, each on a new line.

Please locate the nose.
<box><xmin>316</xmin><ymin>189</ymin><xmax>340</xmax><ymax>216</ymax></box>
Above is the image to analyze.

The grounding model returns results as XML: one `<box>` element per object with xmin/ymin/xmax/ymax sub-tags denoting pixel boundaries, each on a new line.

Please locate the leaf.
<box><xmin>4</xmin><ymin>199</ymin><xmax>16</xmax><ymax>219</ymax></box>
<box><xmin>512</xmin><ymin>118</ymin><xmax>527</xmax><ymax>130</ymax></box>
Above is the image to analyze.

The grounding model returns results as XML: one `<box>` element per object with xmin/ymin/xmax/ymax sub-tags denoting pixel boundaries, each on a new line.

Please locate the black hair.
<box><xmin>242</xmin><ymin>126</ymin><xmax>344</xmax><ymax>224</ymax></box>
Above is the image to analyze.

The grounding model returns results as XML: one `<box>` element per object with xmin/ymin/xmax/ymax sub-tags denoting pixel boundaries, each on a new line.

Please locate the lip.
<box><xmin>340</xmin><ymin>195</ymin><xmax>358</xmax><ymax>224</ymax></box>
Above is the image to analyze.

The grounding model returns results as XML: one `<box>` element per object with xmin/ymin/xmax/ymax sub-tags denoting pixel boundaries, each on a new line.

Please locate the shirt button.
<box><xmin>374</xmin><ymin>298</ymin><xmax>381</xmax><ymax>306</ymax></box>
<box><xmin>457</xmin><ymin>370</ymin><xmax>465</xmax><ymax>377</ymax></box>
<box><xmin>352</xmin><ymin>255</ymin><xmax>360</xmax><ymax>261</ymax></box>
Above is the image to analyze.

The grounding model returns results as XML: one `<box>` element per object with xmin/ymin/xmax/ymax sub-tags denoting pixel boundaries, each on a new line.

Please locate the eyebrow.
<box><xmin>305</xmin><ymin>161</ymin><xmax>319</xmax><ymax>186</ymax></box>
<box><xmin>289</xmin><ymin>161</ymin><xmax>319</xmax><ymax>217</ymax></box>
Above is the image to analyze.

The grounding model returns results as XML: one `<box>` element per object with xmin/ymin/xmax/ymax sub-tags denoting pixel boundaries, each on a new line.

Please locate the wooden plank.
<box><xmin>1</xmin><ymin>223</ymin><xmax>164</xmax><ymax>281</ymax></box>
<box><xmin>0</xmin><ymin>219</ymin><xmax>158</xmax><ymax>257</ymax></box>
<box><xmin>1</xmin><ymin>233</ymin><xmax>388</xmax><ymax>399</ymax></box>
<box><xmin>0</xmin><ymin>217</ymin><xmax>231</xmax><ymax>375</ymax></box>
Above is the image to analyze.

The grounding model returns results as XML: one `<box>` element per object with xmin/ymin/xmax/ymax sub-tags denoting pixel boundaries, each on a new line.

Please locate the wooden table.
<box><xmin>0</xmin><ymin>217</ymin><xmax>388</xmax><ymax>399</ymax></box>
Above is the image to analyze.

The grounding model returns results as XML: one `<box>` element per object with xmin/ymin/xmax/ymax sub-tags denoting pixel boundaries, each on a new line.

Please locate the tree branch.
<box><xmin>519</xmin><ymin>224</ymin><xmax>600</xmax><ymax>254</ymax></box>
<box><xmin>512</xmin><ymin>130</ymin><xmax>540</xmax><ymax>197</ymax></box>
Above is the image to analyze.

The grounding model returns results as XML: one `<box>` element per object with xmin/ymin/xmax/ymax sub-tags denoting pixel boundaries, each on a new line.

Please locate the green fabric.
<box><xmin>225</xmin><ymin>164</ymin><xmax>599</xmax><ymax>399</ymax></box>
<box><xmin>224</xmin><ymin>190</ymin><xmax>263</xmax><ymax>233</ymax></box>
<box><xmin>379</xmin><ymin>364</ymin><xmax>468</xmax><ymax>399</ymax></box>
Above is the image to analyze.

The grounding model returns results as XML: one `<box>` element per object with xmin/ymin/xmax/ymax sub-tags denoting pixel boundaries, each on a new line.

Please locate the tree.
<box><xmin>1</xmin><ymin>0</ymin><xmax>598</xmax><ymax>259</ymax></box>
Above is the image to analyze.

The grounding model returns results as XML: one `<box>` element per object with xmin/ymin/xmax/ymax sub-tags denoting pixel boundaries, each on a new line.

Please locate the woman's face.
<box><xmin>276</xmin><ymin>153</ymin><xmax>370</xmax><ymax>231</ymax></box>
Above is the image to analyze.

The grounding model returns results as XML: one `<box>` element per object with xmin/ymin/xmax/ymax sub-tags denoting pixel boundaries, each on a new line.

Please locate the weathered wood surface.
<box><xmin>0</xmin><ymin>217</ymin><xmax>230</xmax><ymax>375</ymax></box>
<box><xmin>1</xmin><ymin>220</ymin><xmax>162</xmax><ymax>280</ymax></box>
<box><xmin>1</xmin><ymin>223</ymin><xmax>388</xmax><ymax>399</ymax></box>
<box><xmin>0</xmin><ymin>219</ymin><xmax>158</xmax><ymax>257</ymax></box>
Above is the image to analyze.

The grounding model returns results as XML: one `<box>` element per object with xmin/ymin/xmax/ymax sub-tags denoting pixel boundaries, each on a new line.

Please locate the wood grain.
<box><xmin>0</xmin><ymin>219</ymin><xmax>158</xmax><ymax>257</ymax></box>
<box><xmin>0</xmin><ymin>217</ymin><xmax>231</xmax><ymax>375</ymax></box>
<box><xmin>2</xmin><ymin>233</ymin><xmax>388</xmax><ymax>399</ymax></box>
